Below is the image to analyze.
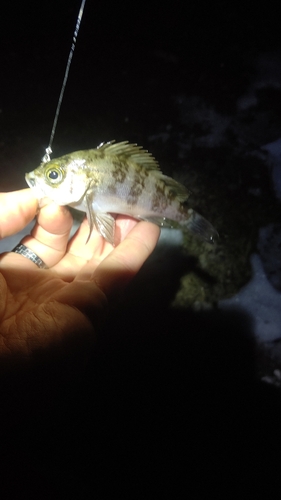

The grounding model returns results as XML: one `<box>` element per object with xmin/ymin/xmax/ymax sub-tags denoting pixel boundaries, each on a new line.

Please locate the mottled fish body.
<box><xmin>25</xmin><ymin>141</ymin><xmax>218</xmax><ymax>245</ymax></box>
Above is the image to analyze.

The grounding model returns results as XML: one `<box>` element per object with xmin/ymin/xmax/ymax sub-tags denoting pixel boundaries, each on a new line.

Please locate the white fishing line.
<box><xmin>42</xmin><ymin>0</ymin><xmax>87</xmax><ymax>163</ymax></box>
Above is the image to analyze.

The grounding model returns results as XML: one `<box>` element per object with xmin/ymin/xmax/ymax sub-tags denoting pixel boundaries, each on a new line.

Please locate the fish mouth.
<box><xmin>25</xmin><ymin>172</ymin><xmax>35</xmax><ymax>188</ymax></box>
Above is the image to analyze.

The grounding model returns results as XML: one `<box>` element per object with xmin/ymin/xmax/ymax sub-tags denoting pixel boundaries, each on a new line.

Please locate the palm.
<box><xmin>0</xmin><ymin>267</ymin><xmax>103</xmax><ymax>359</ymax></box>
<box><xmin>0</xmin><ymin>196</ymin><xmax>159</xmax><ymax>361</ymax></box>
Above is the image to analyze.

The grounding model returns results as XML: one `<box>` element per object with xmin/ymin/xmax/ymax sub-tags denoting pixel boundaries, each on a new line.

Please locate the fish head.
<box><xmin>25</xmin><ymin>156</ymin><xmax>89</xmax><ymax>206</ymax></box>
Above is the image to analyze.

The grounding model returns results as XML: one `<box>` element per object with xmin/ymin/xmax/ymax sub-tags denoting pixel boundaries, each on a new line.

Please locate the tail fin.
<box><xmin>142</xmin><ymin>210</ymin><xmax>218</xmax><ymax>244</ymax></box>
<box><xmin>179</xmin><ymin>209</ymin><xmax>218</xmax><ymax>244</ymax></box>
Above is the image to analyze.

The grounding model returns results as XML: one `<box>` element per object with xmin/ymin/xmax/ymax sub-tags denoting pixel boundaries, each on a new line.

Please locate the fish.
<box><xmin>25</xmin><ymin>140</ymin><xmax>218</xmax><ymax>245</ymax></box>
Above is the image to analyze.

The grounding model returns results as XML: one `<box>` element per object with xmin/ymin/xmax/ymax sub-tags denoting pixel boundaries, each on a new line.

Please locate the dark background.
<box><xmin>1</xmin><ymin>1</ymin><xmax>281</xmax><ymax>497</ymax></box>
<box><xmin>1</xmin><ymin>1</ymin><xmax>280</xmax><ymax>177</ymax></box>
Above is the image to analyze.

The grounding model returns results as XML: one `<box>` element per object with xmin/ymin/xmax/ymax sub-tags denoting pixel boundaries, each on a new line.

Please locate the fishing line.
<box><xmin>42</xmin><ymin>0</ymin><xmax>87</xmax><ymax>163</ymax></box>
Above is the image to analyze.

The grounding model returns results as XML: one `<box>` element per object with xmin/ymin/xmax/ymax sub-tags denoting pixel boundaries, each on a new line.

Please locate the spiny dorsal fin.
<box><xmin>96</xmin><ymin>140</ymin><xmax>190</xmax><ymax>203</ymax></box>
<box><xmin>96</xmin><ymin>140</ymin><xmax>161</xmax><ymax>171</ymax></box>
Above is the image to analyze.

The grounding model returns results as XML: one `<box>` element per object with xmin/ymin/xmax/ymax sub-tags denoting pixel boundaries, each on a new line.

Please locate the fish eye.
<box><xmin>49</xmin><ymin>170</ymin><xmax>59</xmax><ymax>179</ymax></box>
<box><xmin>45</xmin><ymin>165</ymin><xmax>64</xmax><ymax>184</ymax></box>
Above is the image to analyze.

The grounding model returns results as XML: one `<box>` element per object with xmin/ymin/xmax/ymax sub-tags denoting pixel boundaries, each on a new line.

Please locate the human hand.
<box><xmin>0</xmin><ymin>189</ymin><xmax>160</xmax><ymax>366</ymax></box>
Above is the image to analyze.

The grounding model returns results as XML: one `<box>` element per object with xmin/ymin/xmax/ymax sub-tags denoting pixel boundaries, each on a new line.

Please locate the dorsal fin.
<box><xmin>158</xmin><ymin>174</ymin><xmax>191</xmax><ymax>202</ymax></box>
<box><xmin>96</xmin><ymin>140</ymin><xmax>161</xmax><ymax>172</ymax></box>
<box><xmin>96</xmin><ymin>140</ymin><xmax>190</xmax><ymax>203</ymax></box>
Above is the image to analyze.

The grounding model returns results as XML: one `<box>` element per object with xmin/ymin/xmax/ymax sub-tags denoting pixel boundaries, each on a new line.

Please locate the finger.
<box><xmin>0</xmin><ymin>189</ymin><xmax>38</xmax><ymax>239</ymax></box>
<box><xmin>54</xmin><ymin>216</ymin><xmax>139</xmax><ymax>280</ymax></box>
<box><xmin>52</xmin><ymin>218</ymin><xmax>108</xmax><ymax>279</ymax></box>
<box><xmin>21</xmin><ymin>203</ymin><xmax>73</xmax><ymax>267</ymax></box>
<box><xmin>0</xmin><ymin>203</ymin><xmax>74</xmax><ymax>271</ymax></box>
<box><xmin>78</xmin><ymin>221</ymin><xmax>160</xmax><ymax>300</ymax></box>
<box><xmin>67</xmin><ymin>217</ymin><xmax>107</xmax><ymax>260</ymax></box>
<box><xmin>66</xmin><ymin>215</ymin><xmax>138</xmax><ymax>262</ymax></box>
<box><xmin>63</xmin><ymin>216</ymin><xmax>139</xmax><ymax>280</ymax></box>
<box><xmin>114</xmin><ymin>216</ymin><xmax>138</xmax><ymax>245</ymax></box>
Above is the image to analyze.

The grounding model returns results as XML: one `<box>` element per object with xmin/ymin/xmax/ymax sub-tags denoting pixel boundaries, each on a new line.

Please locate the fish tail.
<box><xmin>179</xmin><ymin>209</ymin><xmax>219</xmax><ymax>244</ymax></box>
<box><xmin>142</xmin><ymin>210</ymin><xmax>218</xmax><ymax>244</ymax></box>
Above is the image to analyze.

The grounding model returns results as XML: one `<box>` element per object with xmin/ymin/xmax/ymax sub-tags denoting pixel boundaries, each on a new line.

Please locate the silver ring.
<box><xmin>12</xmin><ymin>244</ymin><xmax>48</xmax><ymax>269</ymax></box>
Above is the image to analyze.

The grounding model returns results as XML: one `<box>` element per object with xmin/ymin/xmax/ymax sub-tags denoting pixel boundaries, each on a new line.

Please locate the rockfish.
<box><xmin>25</xmin><ymin>141</ymin><xmax>218</xmax><ymax>245</ymax></box>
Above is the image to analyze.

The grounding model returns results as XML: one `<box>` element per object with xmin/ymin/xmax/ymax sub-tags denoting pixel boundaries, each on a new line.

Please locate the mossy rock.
<box><xmin>171</xmin><ymin>147</ymin><xmax>281</xmax><ymax>309</ymax></box>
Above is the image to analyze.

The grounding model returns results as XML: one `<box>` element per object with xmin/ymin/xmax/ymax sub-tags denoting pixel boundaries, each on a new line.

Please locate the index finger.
<box><xmin>0</xmin><ymin>189</ymin><xmax>38</xmax><ymax>239</ymax></box>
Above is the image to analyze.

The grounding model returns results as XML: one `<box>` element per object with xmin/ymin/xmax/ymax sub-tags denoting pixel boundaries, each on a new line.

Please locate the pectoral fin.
<box><xmin>85</xmin><ymin>192</ymin><xmax>96</xmax><ymax>243</ymax></box>
<box><xmin>85</xmin><ymin>190</ymin><xmax>116</xmax><ymax>244</ymax></box>
<box><xmin>93</xmin><ymin>213</ymin><xmax>116</xmax><ymax>245</ymax></box>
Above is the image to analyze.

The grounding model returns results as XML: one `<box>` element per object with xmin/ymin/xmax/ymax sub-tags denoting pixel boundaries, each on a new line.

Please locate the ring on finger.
<box><xmin>12</xmin><ymin>243</ymin><xmax>48</xmax><ymax>269</ymax></box>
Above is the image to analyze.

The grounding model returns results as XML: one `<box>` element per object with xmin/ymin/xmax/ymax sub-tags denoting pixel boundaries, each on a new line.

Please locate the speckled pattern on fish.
<box><xmin>25</xmin><ymin>141</ymin><xmax>218</xmax><ymax>245</ymax></box>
